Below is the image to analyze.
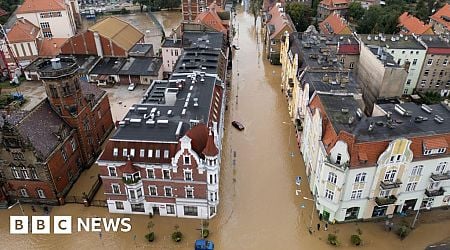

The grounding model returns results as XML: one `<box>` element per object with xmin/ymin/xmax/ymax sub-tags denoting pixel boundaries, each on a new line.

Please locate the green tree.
<box><xmin>415</xmin><ymin>0</ymin><xmax>428</xmax><ymax>21</ymax></box>
<box><xmin>161</xmin><ymin>0</ymin><xmax>181</xmax><ymax>10</ymax></box>
<box><xmin>286</xmin><ymin>2</ymin><xmax>313</xmax><ymax>32</ymax></box>
<box><xmin>249</xmin><ymin>0</ymin><xmax>263</xmax><ymax>25</ymax></box>
<box><xmin>348</xmin><ymin>2</ymin><xmax>365</xmax><ymax>22</ymax></box>
<box><xmin>356</xmin><ymin>5</ymin><xmax>402</xmax><ymax>34</ymax></box>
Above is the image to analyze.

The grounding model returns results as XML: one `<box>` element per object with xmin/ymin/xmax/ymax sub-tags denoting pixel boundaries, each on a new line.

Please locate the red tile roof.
<box><xmin>430</xmin><ymin>3</ymin><xmax>450</xmax><ymax>31</ymax></box>
<box><xmin>319</xmin><ymin>12</ymin><xmax>352</xmax><ymax>35</ymax></box>
<box><xmin>266</xmin><ymin>5</ymin><xmax>295</xmax><ymax>39</ymax></box>
<box><xmin>185</xmin><ymin>124</ymin><xmax>209</xmax><ymax>156</ymax></box>
<box><xmin>423</xmin><ymin>138</ymin><xmax>448</xmax><ymax>150</ymax></box>
<box><xmin>398</xmin><ymin>12</ymin><xmax>434</xmax><ymax>35</ymax></box>
<box><xmin>38</xmin><ymin>38</ymin><xmax>67</xmax><ymax>57</ymax></box>
<box><xmin>337</xmin><ymin>44</ymin><xmax>359</xmax><ymax>55</ymax></box>
<box><xmin>195</xmin><ymin>7</ymin><xmax>227</xmax><ymax>34</ymax></box>
<box><xmin>203</xmin><ymin>129</ymin><xmax>218</xmax><ymax>157</ymax></box>
<box><xmin>120</xmin><ymin>159</ymin><xmax>140</xmax><ymax>173</ymax></box>
<box><xmin>7</xmin><ymin>18</ymin><xmax>40</xmax><ymax>43</ymax></box>
<box><xmin>17</xmin><ymin>0</ymin><xmax>66</xmax><ymax>14</ymax></box>
<box><xmin>428</xmin><ymin>47</ymin><xmax>450</xmax><ymax>55</ymax></box>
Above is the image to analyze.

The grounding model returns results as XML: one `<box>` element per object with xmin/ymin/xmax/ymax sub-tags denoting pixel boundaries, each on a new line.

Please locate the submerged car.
<box><xmin>232</xmin><ymin>121</ymin><xmax>244</xmax><ymax>131</ymax></box>
<box><xmin>128</xmin><ymin>83</ymin><xmax>136</xmax><ymax>91</ymax></box>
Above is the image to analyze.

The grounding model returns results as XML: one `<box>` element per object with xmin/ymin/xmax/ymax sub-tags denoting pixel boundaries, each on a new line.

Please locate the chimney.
<box><xmin>51</xmin><ymin>58</ymin><xmax>61</xmax><ymax>69</ymax></box>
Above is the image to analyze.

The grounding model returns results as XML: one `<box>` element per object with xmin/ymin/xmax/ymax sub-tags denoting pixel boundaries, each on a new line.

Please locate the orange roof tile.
<box><xmin>319</xmin><ymin>12</ymin><xmax>352</xmax><ymax>35</ymax></box>
<box><xmin>38</xmin><ymin>38</ymin><xmax>67</xmax><ymax>57</ymax></box>
<box><xmin>398</xmin><ymin>12</ymin><xmax>434</xmax><ymax>35</ymax></box>
<box><xmin>203</xmin><ymin>129</ymin><xmax>218</xmax><ymax>157</ymax></box>
<box><xmin>430</xmin><ymin>3</ymin><xmax>450</xmax><ymax>31</ymax></box>
<box><xmin>17</xmin><ymin>0</ymin><xmax>66</xmax><ymax>14</ymax></box>
<box><xmin>266</xmin><ymin>5</ymin><xmax>295</xmax><ymax>39</ymax></box>
<box><xmin>185</xmin><ymin>124</ymin><xmax>209</xmax><ymax>156</ymax></box>
<box><xmin>7</xmin><ymin>18</ymin><xmax>40</xmax><ymax>43</ymax></box>
<box><xmin>423</xmin><ymin>137</ymin><xmax>448</xmax><ymax>150</ymax></box>
<box><xmin>195</xmin><ymin>10</ymin><xmax>227</xmax><ymax>34</ymax></box>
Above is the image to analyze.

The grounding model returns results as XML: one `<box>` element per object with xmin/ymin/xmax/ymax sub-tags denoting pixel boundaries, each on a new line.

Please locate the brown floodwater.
<box><xmin>1</xmin><ymin>5</ymin><xmax>449</xmax><ymax>250</ymax></box>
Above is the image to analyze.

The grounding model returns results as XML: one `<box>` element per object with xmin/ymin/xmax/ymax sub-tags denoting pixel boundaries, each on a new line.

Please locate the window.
<box><xmin>384</xmin><ymin>169</ymin><xmax>397</xmax><ymax>182</ymax></box>
<box><xmin>380</xmin><ymin>189</ymin><xmax>390</xmax><ymax>197</ymax></box>
<box><xmin>436</xmin><ymin>162</ymin><xmax>447</xmax><ymax>174</ymax></box>
<box><xmin>61</xmin><ymin>149</ymin><xmax>67</xmax><ymax>162</ymax></box>
<box><xmin>184</xmin><ymin>170</ymin><xmax>192</xmax><ymax>181</ymax></box>
<box><xmin>411</xmin><ymin>165</ymin><xmax>423</xmax><ymax>176</ymax></box>
<box><xmin>146</xmin><ymin>168</ymin><xmax>155</xmax><ymax>179</ymax></box>
<box><xmin>69</xmin><ymin>138</ymin><xmax>77</xmax><ymax>152</ymax></box>
<box><xmin>130</xmin><ymin>149</ymin><xmax>135</xmax><ymax>157</ymax></box>
<box><xmin>327</xmin><ymin>172</ymin><xmax>337</xmax><ymax>184</ymax></box>
<box><xmin>350</xmin><ymin>190</ymin><xmax>363</xmax><ymax>199</ymax></box>
<box><xmin>30</xmin><ymin>167</ymin><xmax>38</xmax><ymax>179</ymax></box>
<box><xmin>123</xmin><ymin>148</ymin><xmax>128</xmax><ymax>157</ymax></box>
<box><xmin>336</xmin><ymin>153</ymin><xmax>342</xmax><ymax>165</ymax></box>
<box><xmin>429</xmin><ymin>181</ymin><xmax>439</xmax><ymax>189</ymax></box>
<box><xmin>167</xmin><ymin>204</ymin><xmax>175</xmax><ymax>214</ymax></box>
<box><xmin>20</xmin><ymin>167</ymin><xmax>29</xmax><ymax>179</ymax></box>
<box><xmin>184</xmin><ymin>206</ymin><xmax>198</xmax><ymax>216</ymax></box>
<box><xmin>155</xmin><ymin>150</ymin><xmax>160</xmax><ymax>158</ymax></box>
<box><xmin>270</xmin><ymin>40</ymin><xmax>276</xmax><ymax>46</ymax></box>
<box><xmin>149</xmin><ymin>186</ymin><xmax>157</xmax><ymax>196</ymax></box>
<box><xmin>349</xmin><ymin>62</ymin><xmax>354</xmax><ymax>69</ymax></box>
<box><xmin>209</xmin><ymin>174</ymin><xmax>213</xmax><ymax>184</ymax></box>
<box><xmin>184</xmin><ymin>155</ymin><xmax>191</xmax><ymax>165</ymax></box>
<box><xmin>164</xmin><ymin>187</ymin><xmax>172</xmax><ymax>197</ymax></box>
<box><xmin>437</xmin><ymin>148</ymin><xmax>446</xmax><ymax>153</ymax></box>
<box><xmin>186</xmin><ymin>187</ymin><xmax>194</xmax><ymax>198</ymax></box>
<box><xmin>20</xmin><ymin>188</ymin><xmax>28</xmax><ymax>197</ymax></box>
<box><xmin>402</xmin><ymin>51</ymin><xmax>405</xmax><ymax>54</ymax></box>
<box><xmin>397</xmin><ymin>59</ymin><xmax>401</xmax><ymax>65</ymax></box>
<box><xmin>148</xmin><ymin>149</ymin><xmax>153</xmax><ymax>158</ymax></box>
<box><xmin>210</xmin><ymin>206</ymin><xmax>216</xmax><ymax>216</ymax></box>
<box><xmin>37</xmin><ymin>189</ymin><xmax>45</xmax><ymax>198</ymax></box>
<box><xmin>140</xmin><ymin>149</ymin><xmax>145</xmax><ymax>157</ymax></box>
<box><xmin>113</xmin><ymin>148</ymin><xmax>118</xmax><ymax>157</ymax></box>
<box><xmin>424</xmin><ymin>70</ymin><xmax>429</xmax><ymax>76</ymax></box>
<box><xmin>355</xmin><ymin>173</ymin><xmax>366</xmax><ymax>183</ymax></box>
<box><xmin>40</xmin><ymin>22</ymin><xmax>50</xmax><ymax>29</ymax></box>
<box><xmin>214</xmin><ymin>174</ymin><xmax>217</xmax><ymax>184</ymax></box>
<box><xmin>406</xmin><ymin>182</ymin><xmax>417</xmax><ymax>192</ymax></box>
<box><xmin>108</xmin><ymin>167</ymin><xmax>117</xmax><ymax>177</ymax></box>
<box><xmin>116</xmin><ymin>201</ymin><xmax>124</xmax><ymax>210</ymax></box>
<box><xmin>406</xmin><ymin>79</ymin><xmax>411</xmax><ymax>85</ymax></box>
<box><xmin>163</xmin><ymin>169</ymin><xmax>171</xmax><ymax>179</ymax></box>
<box><xmin>112</xmin><ymin>184</ymin><xmax>120</xmax><ymax>194</ymax></box>
<box><xmin>163</xmin><ymin>150</ymin><xmax>169</xmax><ymax>159</ymax></box>
<box><xmin>427</xmin><ymin>59</ymin><xmax>433</xmax><ymax>65</ymax></box>
<box><xmin>11</xmin><ymin>167</ymin><xmax>20</xmax><ymax>179</ymax></box>
<box><xmin>443</xmin><ymin>59</ymin><xmax>448</xmax><ymax>66</ymax></box>
<box><xmin>324</xmin><ymin>189</ymin><xmax>334</xmax><ymax>200</ymax></box>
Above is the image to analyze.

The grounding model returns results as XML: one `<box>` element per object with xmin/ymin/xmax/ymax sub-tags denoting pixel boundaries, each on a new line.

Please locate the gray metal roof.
<box><xmin>359</xmin><ymin>34</ymin><xmax>426</xmax><ymax>50</ymax></box>
<box><xmin>118</xmin><ymin>57</ymin><xmax>162</xmax><ymax>76</ymax></box>
<box><xmin>89</xmin><ymin>57</ymin><xmax>127</xmax><ymax>75</ymax></box>
<box><xmin>182</xmin><ymin>31</ymin><xmax>224</xmax><ymax>50</ymax></box>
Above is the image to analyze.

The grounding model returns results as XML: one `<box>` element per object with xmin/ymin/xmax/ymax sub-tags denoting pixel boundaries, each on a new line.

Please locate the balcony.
<box><xmin>380</xmin><ymin>179</ymin><xmax>402</xmax><ymax>189</ymax></box>
<box><xmin>425</xmin><ymin>187</ymin><xmax>445</xmax><ymax>197</ymax></box>
<box><xmin>430</xmin><ymin>172</ymin><xmax>450</xmax><ymax>181</ymax></box>
<box><xmin>375</xmin><ymin>195</ymin><xmax>397</xmax><ymax>206</ymax></box>
<box><xmin>122</xmin><ymin>176</ymin><xmax>142</xmax><ymax>186</ymax></box>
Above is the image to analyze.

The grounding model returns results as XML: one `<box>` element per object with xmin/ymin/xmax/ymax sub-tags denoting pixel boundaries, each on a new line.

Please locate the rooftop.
<box><xmin>111</xmin><ymin>73</ymin><xmax>220</xmax><ymax>142</ymax></box>
<box><xmin>367</xmin><ymin>46</ymin><xmax>399</xmax><ymax>67</ymax></box>
<box><xmin>316</xmin><ymin>93</ymin><xmax>450</xmax><ymax>143</ymax></box>
<box><xmin>16</xmin><ymin>0</ymin><xmax>65</xmax><ymax>14</ymax></box>
<box><xmin>36</xmin><ymin>57</ymin><xmax>79</xmax><ymax>79</ymax></box>
<box><xmin>319</xmin><ymin>12</ymin><xmax>352</xmax><ymax>35</ymax></box>
<box><xmin>194</xmin><ymin>6</ymin><xmax>228</xmax><ymax>34</ymax></box>
<box><xmin>128</xmin><ymin>43</ymin><xmax>154</xmax><ymax>57</ymax></box>
<box><xmin>89</xmin><ymin>57</ymin><xmax>127</xmax><ymax>75</ymax></box>
<box><xmin>174</xmin><ymin>49</ymin><xmax>221</xmax><ymax>74</ymax></box>
<box><xmin>26</xmin><ymin>55</ymin><xmax>100</xmax><ymax>75</ymax></box>
<box><xmin>398</xmin><ymin>12</ymin><xmax>433</xmax><ymax>35</ymax></box>
<box><xmin>182</xmin><ymin>31</ymin><xmax>224</xmax><ymax>50</ymax></box>
<box><xmin>7</xmin><ymin>18</ymin><xmax>39</xmax><ymax>43</ymax></box>
<box><xmin>359</xmin><ymin>34</ymin><xmax>426</xmax><ymax>50</ymax></box>
<box><xmin>302</xmin><ymin>69</ymin><xmax>361</xmax><ymax>97</ymax></box>
<box><xmin>118</xmin><ymin>57</ymin><xmax>162</xmax><ymax>76</ymax></box>
<box><xmin>430</xmin><ymin>3</ymin><xmax>450</xmax><ymax>31</ymax></box>
<box><xmin>37</xmin><ymin>38</ymin><xmax>68</xmax><ymax>57</ymax></box>
<box><xmin>162</xmin><ymin>38</ymin><xmax>182</xmax><ymax>48</ymax></box>
<box><xmin>266</xmin><ymin>4</ymin><xmax>295</xmax><ymax>39</ymax></box>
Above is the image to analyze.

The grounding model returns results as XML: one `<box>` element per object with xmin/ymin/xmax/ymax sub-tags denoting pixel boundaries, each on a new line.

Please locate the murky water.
<box><xmin>1</xmin><ymin>6</ymin><xmax>449</xmax><ymax>250</ymax></box>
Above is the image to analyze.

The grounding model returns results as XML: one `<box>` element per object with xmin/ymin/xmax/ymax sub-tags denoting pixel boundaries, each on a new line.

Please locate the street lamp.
<box><xmin>303</xmin><ymin>196</ymin><xmax>315</xmax><ymax>234</ymax></box>
<box><xmin>8</xmin><ymin>200</ymin><xmax>25</xmax><ymax>216</ymax></box>
<box><xmin>411</xmin><ymin>206</ymin><xmax>431</xmax><ymax>229</ymax></box>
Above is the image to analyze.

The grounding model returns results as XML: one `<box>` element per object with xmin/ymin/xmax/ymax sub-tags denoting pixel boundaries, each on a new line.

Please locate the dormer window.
<box><xmin>423</xmin><ymin>138</ymin><xmax>448</xmax><ymax>156</ymax></box>
<box><xmin>124</xmin><ymin>172</ymin><xmax>140</xmax><ymax>182</ymax></box>
<box><xmin>336</xmin><ymin>154</ymin><xmax>342</xmax><ymax>165</ymax></box>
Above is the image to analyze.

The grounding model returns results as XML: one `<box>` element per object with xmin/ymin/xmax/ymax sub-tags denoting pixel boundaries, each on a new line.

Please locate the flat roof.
<box><xmin>182</xmin><ymin>31</ymin><xmax>224</xmax><ymax>50</ymax></box>
<box><xmin>162</xmin><ymin>38</ymin><xmax>182</xmax><ymax>48</ymax></box>
<box><xmin>118</xmin><ymin>57</ymin><xmax>162</xmax><ymax>76</ymax></box>
<box><xmin>89</xmin><ymin>57</ymin><xmax>127</xmax><ymax>75</ymax></box>
<box><xmin>174</xmin><ymin>49</ymin><xmax>220</xmax><ymax>74</ymax></box>
<box><xmin>129</xmin><ymin>43</ymin><xmax>153</xmax><ymax>56</ymax></box>
<box><xmin>111</xmin><ymin>73</ymin><xmax>219</xmax><ymax>142</ymax></box>
<box><xmin>359</xmin><ymin>34</ymin><xmax>426</xmax><ymax>50</ymax></box>
<box><xmin>418</xmin><ymin>35</ymin><xmax>450</xmax><ymax>48</ymax></box>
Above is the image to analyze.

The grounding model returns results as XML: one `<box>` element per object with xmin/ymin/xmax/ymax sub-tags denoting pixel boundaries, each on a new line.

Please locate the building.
<box><xmin>88</xmin><ymin>56</ymin><xmax>163</xmax><ymax>85</ymax></box>
<box><xmin>280</xmin><ymin>26</ymin><xmax>360</xmax><ymax>126</ymax></box>
<box><xmin>265</xmin><ymin>3</ymin><xmax>295</xmax><ymax>64</ymax></box>
<box><xmin>317</xmin><ymin>0</ymin><xmax>349</xmax><ymax>21</ymax></box>
<box><xmin>301</xmin><ymin>93</ymin><xmax>450</xmax><ymax>222</ymax></box>
<box><xmin>128</xmin><ymin>44</ymin><xmax>154</xmax><ymax>58</ymax></box>
<box><xmin>194</xmin><ymin>2</ymin><xmax>231</xmax><ymax>39</ymax></box>
<box><xmin>359</xmin><ymin>34</ymin><xmax>426</xmax><ymax>96</ymax></box>
<box><xmin>2</xmin><ymin>18</ymin><xmax>40</xmax><ymax>67</ymax></box>
<box><xmin>398</xmin><ymin>12</ymin><xmax>434</xmax><ymax>35</ymax></box>
<box><xmin>60</xmin><ymin>17</ymin><xmax>144</xmax><ymax>57</ymax></box>
<box><xmin>430</xmin><ymin>3</ymin><xmax>450</xmax><ymax>35</ymax></box>
<box><xmin>416</xmin><ymin>35</ymin><xmax>450</xmax><ymax>96</ymax></box>
<box><xmin>161</xmin><ymin>36</ymin><xmax>182</xmax><ymax>75</ymax></box>
<box><xmin>319</xmin><ymin>12</ymin><xmax>352</xmax><ymax>35</ymax></box>
<box><xmin>182</xmin><ymin>0</ymin><xmax>223</xmax><ymax>21</ymax></box>
<box><xmin>0</xmin><ymin>57</ymin><xmax>114</xmax><ymax>205</ymax></box>
<box><xmin>16</xmin><ymin>0</ymin><xmax>80</xmax><ymax>38</ymax></box>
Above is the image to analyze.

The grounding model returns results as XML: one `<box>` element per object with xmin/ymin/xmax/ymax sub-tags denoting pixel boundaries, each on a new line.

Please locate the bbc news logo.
<box><xmin>10</xmin><ymin>216</ymin><xmax>132</xmax><ymax>234</ymax></box>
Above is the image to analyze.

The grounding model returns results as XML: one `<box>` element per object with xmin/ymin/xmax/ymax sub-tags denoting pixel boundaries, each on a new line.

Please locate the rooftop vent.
<box><xmin>356</xmin><ymin>108</ymin><xmax>363</xmax><ymax>119</ymax></box>
<box><xmin>51</xmin><ymin>58</ymin><xmax>62</xmax><ymax>69</ymax></box>
<box><xmin>368</xmin><ymin>122</ymin><xmax>374</xmax><ymax>132</ymax></box>
<box><xmin>130</xmin><ymin>118</ymin><xmax>142</xmax><ymax>123</ymax></box>
<box><xmin>434</xmin><ymin>115</ymin><xmax>444</xmax><ymax>123</ymax></box>
<box><xmin>394</xmin><ymin>104</ymin><xmax>406</xmax><ymax>116</ymax></box>
<box><xmin>421</xmin><ymin>104</ymin><xmax>433</xmax><ymax>113</ymax></box>
<box><xmin>341</xmin><ymin>108</ymin><xmax>349</xmax><ymax>113</ymax></box>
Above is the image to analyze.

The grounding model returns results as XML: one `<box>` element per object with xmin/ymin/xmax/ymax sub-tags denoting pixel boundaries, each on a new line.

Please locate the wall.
<box><xmin>17</xmin><ymin>11</ymin><xmax>75</xmax><ymax>38</ymax></box>
<box><xmin>389</xmin><ymin>47</ymin><xmax>426</xmax><ymax>95</ymax></box>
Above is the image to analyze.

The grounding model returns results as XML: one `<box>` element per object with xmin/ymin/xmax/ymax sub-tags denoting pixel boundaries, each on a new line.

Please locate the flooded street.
<box><xmin>1</xmin><ymin>5</ymin><xmax>450</xmax><ymax>250</ymax></box>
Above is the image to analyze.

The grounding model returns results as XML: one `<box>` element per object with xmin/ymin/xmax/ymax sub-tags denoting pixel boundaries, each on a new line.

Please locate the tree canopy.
<box><xmin>355</xmin><ymin>3</ymin><xmax>404</xmax><ymax>34</ymax></box>
<box><xmin>348</xmin><ymin>2</ymin><xmax>365</xmax><ymax>22</ymax></box>
<box><xmin>134</xmin><ymin>0</ymin><xmax>181</xmax><ymax>12</ymax></box>
<box><xmin>285</xmin><ymin>2</ymin><xmax>313</xmax><ymax>32</ymax></box>
<box><xmin>249</xmin><ymin>0</ymin><xmax>263</xmax><ymax>25</ymax></box>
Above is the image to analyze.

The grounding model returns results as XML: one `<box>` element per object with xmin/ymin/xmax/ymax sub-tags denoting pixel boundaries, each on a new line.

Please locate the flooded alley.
<box><xmin>1</xmin><ymin>5</ymin><xmax>450</xmax><ymax>250</ymax></box>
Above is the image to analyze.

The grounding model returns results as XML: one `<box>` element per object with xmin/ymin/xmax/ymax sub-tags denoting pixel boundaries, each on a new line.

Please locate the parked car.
<box><xmin>128</xmin><ymin>83</ymin><xmax>136</xmax><ymax>91</ymax></box>
<box><xmin>232</xmin><ymin>121</ymin><xmax>244</xmax><ymax>131</ymax></box>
